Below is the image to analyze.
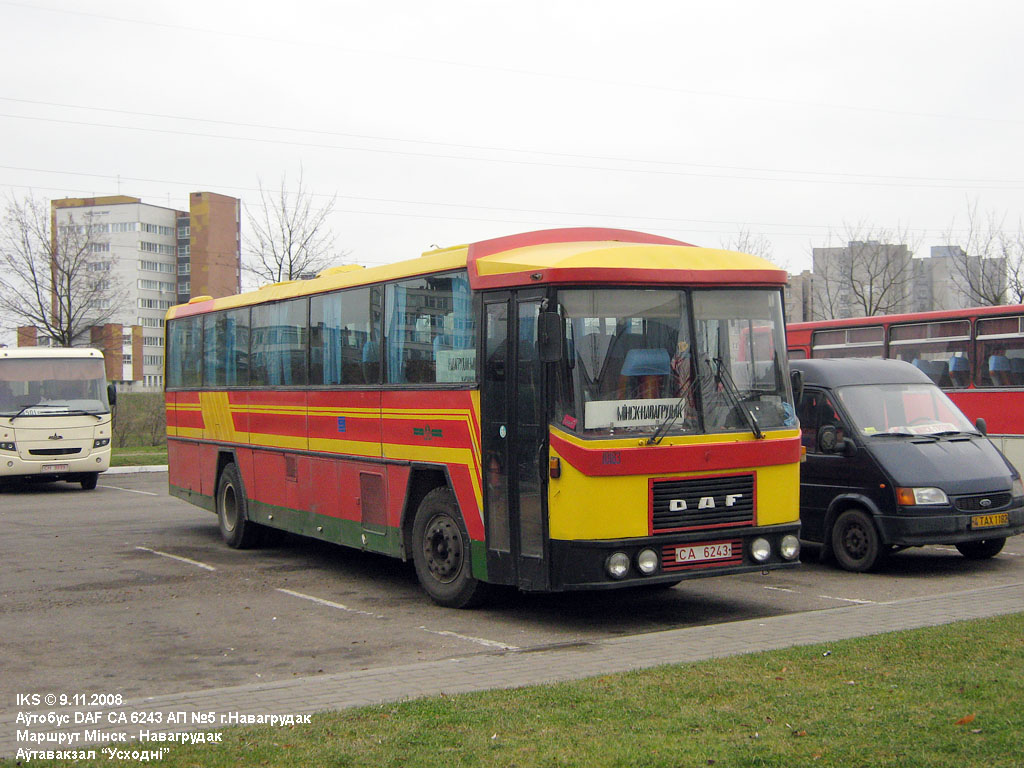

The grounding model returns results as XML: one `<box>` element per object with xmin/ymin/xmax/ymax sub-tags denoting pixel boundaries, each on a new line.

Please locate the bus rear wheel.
<box><xmin>412</xmin><ymin>487</ymin><xmax>489</xmax><ymax>608</ymax></box>
<box><xmin>216</xmin><ymin>463</ymin><xmax>260</xmax><ymax>549</ymax></box>
<box><xmin>831</xmin><ymin>508</ymin><xmax>883</xmax><ymax>572</ymax></box>
<box><xmin>956</xmin><ymin>538</ymin><xmax>1005</xmax><ymax>559</ymax></box>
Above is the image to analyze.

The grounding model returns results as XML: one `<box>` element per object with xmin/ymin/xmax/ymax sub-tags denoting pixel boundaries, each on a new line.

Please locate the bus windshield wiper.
<box><xmin>646</xmin><ymin>372</ymin><xmax>700</xmax><ymax>446</ymax></box>
<box><xmin>9</xmin><ymin>404</ymin><xmax>103</xmax><ymax>421</ymax></box>
<box><xmin>714</xmin><ymin>358</ymin><xmax>763</xmax><ymax>440</ymax></box>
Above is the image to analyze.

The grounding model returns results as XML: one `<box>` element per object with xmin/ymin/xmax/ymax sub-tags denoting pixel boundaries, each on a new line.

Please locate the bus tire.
<box><xmin>955</xmin><ymin>537</ymin><xmax>1005</xmax><ymax>560</ymax></box>
<box><xmin>216</xmin><ymin>463</ymin><xmax>260</xmax><ymax>549</ymax></box>
<box><xmin>830</xmin><ymin>508</ymin><xmax>882</xmax><ymax>572</ymax></box>
<box><xmin>80</xmin><ymin>473</ymin><xmax>99</xmax><ymax>490</ymax></box>
<box><xmin>412</xmin><ymin>487</ymin><xmax>489</xmax><ymax>608</ymax></box>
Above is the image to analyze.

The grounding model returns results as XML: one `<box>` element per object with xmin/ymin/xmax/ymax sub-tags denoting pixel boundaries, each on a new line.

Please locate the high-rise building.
<box><xmin>18</xmin><ymin>193</ymin><xmax>240</xmax><ymax>391</ymax></box>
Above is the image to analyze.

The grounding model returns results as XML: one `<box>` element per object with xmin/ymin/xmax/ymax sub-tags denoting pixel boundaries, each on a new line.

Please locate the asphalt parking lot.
<box><xmin>3</xmin><ymin>469</ymin><xmax>1023</xmax><ymax>706</ymax></box>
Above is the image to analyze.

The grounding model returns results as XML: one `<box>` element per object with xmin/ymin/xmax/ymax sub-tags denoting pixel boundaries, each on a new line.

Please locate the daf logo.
<box><xmin>668</xmin><ymin>494</ymin><xmax>743</xmax><ymax>512</ymax></box>
<box><xmin>48</xmin><ymin>433</ymin><xmax>64</xmax><ymax>440</ymax></box>
<box><xmin>979</xmin><ymin>498</ymin><xmax>992</xmax><ymax>508</ymax></box>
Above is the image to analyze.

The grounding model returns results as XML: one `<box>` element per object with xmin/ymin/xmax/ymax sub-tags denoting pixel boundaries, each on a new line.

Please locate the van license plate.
<box><xmin>972</xmin><ymin>513</ymin><xmax>1009</xmax><ymax>529</ymax></box>
<box><xmin>675</xmin><ymin>542</ymin><xmax>733</xmax><ymax>563</ymax></box>
<box><xmin>42</xmin><ymin>463</ymin><xmax>69</xmax><ymax>472</ymax></box>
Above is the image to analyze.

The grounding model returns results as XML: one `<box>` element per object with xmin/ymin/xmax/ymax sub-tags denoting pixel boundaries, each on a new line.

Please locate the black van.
<box><xmin>791</xmin><ymin>358</ymin><xmax>1024</xmax><ymax>571</ymax></box>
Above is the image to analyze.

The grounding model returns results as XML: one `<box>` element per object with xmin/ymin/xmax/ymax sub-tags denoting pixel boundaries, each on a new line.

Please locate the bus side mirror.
<box><xmin>790</xmin><ymin>369</ymin><xmax>804</xmax><ymax>405</ymax></box>
<box><xmin>538</xmin><ymin>311</ymin><xmax>564</xmax><ymax>363</ymax></box>
<box><xmin>975</xmin><ymin>417</ymin><xmax>987</xmax><ymax>435</ymax></box>
<box><xmin>107</xmin><ymin>383</ymin><xmax>117</xmax><ymax>407</ymax></box>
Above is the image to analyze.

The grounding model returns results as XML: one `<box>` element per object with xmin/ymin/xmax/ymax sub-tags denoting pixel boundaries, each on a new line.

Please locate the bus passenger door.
<box><xmin>481</xmin><ymin>293</ymin><xmax>550</xmax><ymax>590</ymax></box>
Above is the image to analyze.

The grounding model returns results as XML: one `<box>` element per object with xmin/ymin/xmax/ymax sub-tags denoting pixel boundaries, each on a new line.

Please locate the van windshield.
<box><xmin>835</xmin><ymin>382</ymin><xmax>977</xmax><ymax>436</ymax></box>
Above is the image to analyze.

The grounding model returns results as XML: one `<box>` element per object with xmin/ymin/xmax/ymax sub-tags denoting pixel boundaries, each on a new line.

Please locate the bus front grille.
<box><xmin>29</xmin><ymin>448</ymin><xmax>82</xmax><ymax>457</ymax></box>
<box><xmin>651</xmin><ymin>474</ymin><xmax>755</xmax><ymax>533</ymax></box>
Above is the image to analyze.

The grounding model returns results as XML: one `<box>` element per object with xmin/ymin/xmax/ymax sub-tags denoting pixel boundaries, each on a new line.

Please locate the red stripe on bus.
<box><xmin>550</xmin><ymin>432</ymin><xmax>801</xmax><ymax>477</ymax></box>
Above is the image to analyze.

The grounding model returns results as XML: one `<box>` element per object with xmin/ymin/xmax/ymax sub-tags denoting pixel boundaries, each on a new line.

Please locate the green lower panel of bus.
<box><xmin>169</xmin><ymin>483</ymin><xmax>489</xmax><ymax>580</ymax></box>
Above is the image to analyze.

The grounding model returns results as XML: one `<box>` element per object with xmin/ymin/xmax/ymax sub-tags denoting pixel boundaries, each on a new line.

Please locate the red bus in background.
<box><xmin>787</xmin><ymin>305</ymin><xmax>1024</xmax><ymax>473</ymax></box>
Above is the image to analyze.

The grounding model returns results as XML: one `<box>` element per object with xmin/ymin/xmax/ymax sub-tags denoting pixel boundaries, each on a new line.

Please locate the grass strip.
<box><xmin>15</xmin><ymin>612</ymin><xmax>1024</xmax><ymax>767</ymax></box>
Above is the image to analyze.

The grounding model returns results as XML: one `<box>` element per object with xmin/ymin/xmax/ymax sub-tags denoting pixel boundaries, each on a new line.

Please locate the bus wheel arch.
<box><xmin>216</xmin><ymin>459</ymin><xmax>260</xmax><ymax>549</ymax></box>
<box><xmin>411</xmin><ymin>485</ymin><xmax>489</xmax><ymax>608</ymax></box>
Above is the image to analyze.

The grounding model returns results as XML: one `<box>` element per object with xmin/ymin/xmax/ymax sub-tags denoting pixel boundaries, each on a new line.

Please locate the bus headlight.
<box><xmin>636</xmin><ymin>549</ymin><xmax>659</xmax><ymax>575</ymax></box>
<box><xmin>0</xmin><ymin>441</ymin><xmax>15</xmax><ymax>452</ymax></box>
<box><xmin>780</xmin><ymin>535</ymin><xmax>800</xmax><ymax>561</ymax></box>
<box><xmin>605</xmin><ymin>552</ymin><xmax>630</xmax><ymax>580</ymax></box>
<box><xmin>896</xmin><ymin>487</ymin><xmax>949</xmax><ymax>506</ymax></box>
<box><xmin>93</xmin><ymin>438</ymin><xmax>110</xmax><ymax>448</ymax></box>
<box><xmin>751</xmin><ymin>538</ymin><xmax>771</xmax><ymax>563</ymax></box>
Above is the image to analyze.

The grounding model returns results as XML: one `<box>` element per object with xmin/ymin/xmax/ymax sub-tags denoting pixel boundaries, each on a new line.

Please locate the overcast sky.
<box><xmin>2</xmin><ymin>0</ymin><xmax>1023</xmax><ymax>276</ymax></box>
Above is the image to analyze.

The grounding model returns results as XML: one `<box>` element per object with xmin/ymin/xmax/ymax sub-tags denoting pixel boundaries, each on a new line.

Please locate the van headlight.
<box><xmin>1012</xmin><ymin>477</ymin><xmax>1024</xmax><ymax>499</ymax></box>
<box><xmin>896</xmin><ymin>487</ymin><xmax>949</xmax><ymax>506</ymax></box>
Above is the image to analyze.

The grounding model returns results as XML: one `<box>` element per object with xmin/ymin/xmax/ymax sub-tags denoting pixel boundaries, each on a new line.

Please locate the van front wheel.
<box><xmin>831</xmin><ymin>508</ymin><xmax>882</xmax><ymax>572</ymax></box>
<box><xmin>955</xmin><ymin>538</ymin><xmax>1005</xmax><ymax>560</ymax></box>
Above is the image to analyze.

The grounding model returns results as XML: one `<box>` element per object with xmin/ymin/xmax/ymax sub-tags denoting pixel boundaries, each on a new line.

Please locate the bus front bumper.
<box><xmin>547</xmin><ymin>523</ymin><xmax>802</xmax><ymax>591</ymax></box>
<box><xmin>0</xmin><ymin>449</ymin><xmax>110</xmax><ymax>481</ymax></box>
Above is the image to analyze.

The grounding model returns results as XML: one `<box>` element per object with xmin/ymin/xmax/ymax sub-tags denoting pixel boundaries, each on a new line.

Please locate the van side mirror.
<box><xmin>818</xmin><ymin>424</ymin><xmax>855</xmax><ymax>456</ymax></box>
<box><xmin>107</xmin><ymin>383</ymin><xmax>117</xmax><ymax>408</ymax></box>
<box><xmin>975</xmin><ymin>417</ymin><xmax>987</xmax><ymax>435</ymax></box>
<box><xmin>790</xmin><ymin>369</ymin><xmax>804</xmax><ymax>405</ymax></box>
<box><xmin>538</xmin><ymin>310</ymin><xmax>564</xmax><ymax>363</ymax></box>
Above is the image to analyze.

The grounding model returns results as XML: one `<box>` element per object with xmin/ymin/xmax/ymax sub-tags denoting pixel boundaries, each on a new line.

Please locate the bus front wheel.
<box><xmin>80</xmin><ymin>473</ymin><xmax>99</xmax><ymax>490</ymax></box>
<box><xmin>412</xmin><ymin>487</ymin><xmax>489</xmax><ymax>608</ymax></box>
<box><xmin>956</xmin><ymin>538</ymin><xmax>1005</xmax><ymax>559</ymax></box>
<box><xmin>216</xmin><ymin>463</ymin><xmax>260</xmax><ymax>549</ymax></box>
<box><xmin>831</xmin><ymin>508</ymin><xmax>883</xmax><ymax>572</ymax></box>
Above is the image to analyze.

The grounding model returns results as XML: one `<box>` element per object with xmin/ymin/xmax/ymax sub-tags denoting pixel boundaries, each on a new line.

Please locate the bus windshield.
<box><xmin>0</xmin><ymin>357</ymin><xmax>111</xmax><ymax>416</ymax></box>
<box><xmin>554</xmin><ymin>288</ymin><xmax>794</xmax><ymax>438</ymax></box>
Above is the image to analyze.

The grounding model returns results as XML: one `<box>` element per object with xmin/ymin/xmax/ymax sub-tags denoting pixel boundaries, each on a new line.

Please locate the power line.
<box><xmin>3</xmin><ymin>96</ymin><xmax>1022</xmax><ymax>186</ymax></box>
<box><xmin>3</xmin><ymin>1</ymin><xmax>1021</xmax><ymax>127</ymax></box>
<box><xmin>3</xmin><ymin>112</ymin><xmax>1024</xmax><ymax>191</ymax></box>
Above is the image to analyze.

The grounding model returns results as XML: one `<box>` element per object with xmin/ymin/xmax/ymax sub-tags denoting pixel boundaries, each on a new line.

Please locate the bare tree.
<box><xmin>0</xmin><ymin>193</ymin><xmax>127</xmax><ymax>346</ymax></box>
<box><xmin>720</xmin><ymin>227</ymin><xmax>785</xmax><ymax>269</ymax></box>
<box><xmin>243</xmin><ymin>169</ymin><xmax>342</xmax><ymax>284</ymax></box>
<box><xmin>1005</xmin><ymin>227</ymin><xmax>1024</xmax><ymax>304</ymax></box>
<box><xmin>811</xmin><ymin>223</ymin><xmax>918</xmax><ymax>320</ymax></box>
<box><xmin>941</xmin><ymin>201</ymin><xmax>1018</xmax><ymax>306</ymax></box>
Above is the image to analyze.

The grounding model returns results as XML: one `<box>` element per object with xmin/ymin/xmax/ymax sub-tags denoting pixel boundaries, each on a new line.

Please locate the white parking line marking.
<box><xmin>418</xmin><ymin>627</ymin><xmax>519</xmax><ymax>650</ymax></box>
<box><xmin>818</xmin><ymin>594</ymin><xmax>876</xmax><ymax>604</ymax></box>
<box><xmin>276</xmin><ymin>588</ymin><xmax>384</xmax><ymax>618</ymax></box>
<box><xmin>764</xmin><ymin>586</ymin><xmax>797</xmax><ymax>593</ymax></box>
<box><xmin>100</xmin><ymin>485</ymin><xmax>158</xmax><ymax>496</ymax></box>
<box><xmin>135</xmin><ymin>546</ymin><xmax>217</xmax><ymax>571</ymax></box>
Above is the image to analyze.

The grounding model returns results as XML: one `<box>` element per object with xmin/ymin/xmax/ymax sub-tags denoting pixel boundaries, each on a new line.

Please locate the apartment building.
<box><xmin>19</xmin><ymin>193</ymin><xmax>240</xmax><ymax>391</ymax></box>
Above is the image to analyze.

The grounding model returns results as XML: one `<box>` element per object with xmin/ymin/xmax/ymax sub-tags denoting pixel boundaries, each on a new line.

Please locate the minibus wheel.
<box><xmin>955</xmin><ymin>538</ymin><xmax>1005</xmax><ymax>560</ymax></box>
<box><xmin>80</xmin><ymin>473</ymin><xmax>99</xmax><ymax>490</ymax></box>
<box><xmin>831</xmin><ymin>508</ymin><xmax>882</xmax><ymax>572</ymax></box>
<box><xmin>412</xmin><ymin>487</ymin><xmax>489</xmax><ymax>608</ymax></box>
<box><xmin>216</xmin><ymin>463</ymin><xmax>260</xmax><ymax>549</ymax></box>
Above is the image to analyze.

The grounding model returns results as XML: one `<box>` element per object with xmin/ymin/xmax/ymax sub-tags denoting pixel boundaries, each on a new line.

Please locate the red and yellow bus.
<box><xmin>788</xmin><ymin>305</ymin><xmax>1024</xmax><ymax>473</ymax></box>
<box><xmin>165</xmin><ymin>227</ymin><xmax>802</xmax><ymax>607</ymax></box>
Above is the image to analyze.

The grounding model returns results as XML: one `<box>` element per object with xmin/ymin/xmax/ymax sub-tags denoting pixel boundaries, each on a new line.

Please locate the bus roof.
<box><xmin>0</xmin><ymin>347</ymin><xmax>104</xmax><ymax>360</ymax></box>
<box><xmin>168</xmin><ymin>227</ymin><xmax>786</xmax><ymax>319</ymax></box>
<box><xmin>789</xmin><ymin>303</ymin><xmax>1024</xmax><ymax>332</ymax></box>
